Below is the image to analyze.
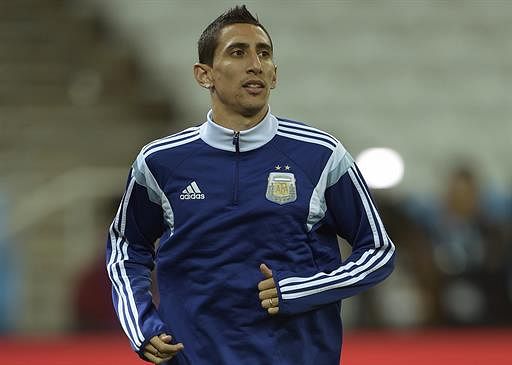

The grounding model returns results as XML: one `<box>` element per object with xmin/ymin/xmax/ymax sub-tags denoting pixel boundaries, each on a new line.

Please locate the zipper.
<box><xmin>232</xmin><ymin>131</ymin><xmax>240</xmax><ymax>205</ymax></box>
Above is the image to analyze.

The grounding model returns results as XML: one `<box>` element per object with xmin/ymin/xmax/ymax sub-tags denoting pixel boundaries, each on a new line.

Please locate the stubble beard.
<box><xmin>237</xmin><ymin>89</ymin><xmax>270</xmax><ymax>117</ymax></box>
<box><xmin>215</xmin><ymin>88</ymin><xmax>269</xmax><ymax>118</ymax></box>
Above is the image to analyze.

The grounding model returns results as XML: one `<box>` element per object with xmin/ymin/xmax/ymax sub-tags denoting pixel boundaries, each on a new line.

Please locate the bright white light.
<box><xmin>355</xmin><ymin>148</ymin><xmax>404</xmax><ymax>189</ymax></box>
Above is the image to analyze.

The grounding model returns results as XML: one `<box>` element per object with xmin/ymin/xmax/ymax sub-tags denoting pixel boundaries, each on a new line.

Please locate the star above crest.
<box><xmin>275</xmin><ymin>164</ymin><xmax>292</xmax><ymax>171</ymax></box>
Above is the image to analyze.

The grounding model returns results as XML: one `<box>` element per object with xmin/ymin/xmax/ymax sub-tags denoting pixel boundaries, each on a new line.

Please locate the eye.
<box><xmin>258</xmin><ymin>50</ymin><xmax>271</xmax><ymax>58</ymax></box>
<box><xmin>231</xmin><ymin>49</ymin><xmax>244</xmax><ymax>57</ymax></box>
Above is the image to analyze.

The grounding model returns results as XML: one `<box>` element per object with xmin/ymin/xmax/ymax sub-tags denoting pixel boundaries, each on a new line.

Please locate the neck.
<box><xmin>211</xmin><ymin>105</ymin><xmax>269</xmax><ymax>132</ymax></box>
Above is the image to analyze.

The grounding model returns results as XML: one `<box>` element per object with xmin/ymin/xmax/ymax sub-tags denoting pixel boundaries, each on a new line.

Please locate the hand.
<box><xmin>258</xmin><ymin>263</ymin><xmax>280</xmax><ymax>315</ymax></box>
<box><xmin>143</xmin><ymin>333</ymin><xmax>184</xmax><ymax>364</ymax></box>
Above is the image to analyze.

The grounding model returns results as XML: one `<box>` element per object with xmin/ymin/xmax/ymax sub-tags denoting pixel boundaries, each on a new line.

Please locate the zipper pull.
<box><xmin>232</xmin><ymin>131</ymin><xmax>240</xmax><ymax>153</ymax></box>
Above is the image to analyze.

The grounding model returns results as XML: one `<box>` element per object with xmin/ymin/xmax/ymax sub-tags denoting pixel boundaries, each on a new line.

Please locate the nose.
<box><xmin>247</xmin><ymin>50</ymin><xmax>262</xmax><ymax>74</ymax></box>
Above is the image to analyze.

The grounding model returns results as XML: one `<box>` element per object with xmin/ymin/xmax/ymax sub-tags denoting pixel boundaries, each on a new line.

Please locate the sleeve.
<box><xmin>274</xmin><ymin>143</ymin><xmax>396</xmax><ymax>315</ymax></box>
<box><xmin>106</xmin><ymin>153</ymin><xmax>171</xmax><ymax>357</ymax></box>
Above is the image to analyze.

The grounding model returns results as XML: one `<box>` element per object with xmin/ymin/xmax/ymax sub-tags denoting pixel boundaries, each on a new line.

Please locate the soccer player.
<box><xmin>106</xmin><ymin>5</ymin><xmax>395</xmax><ymax>364</ymax></box>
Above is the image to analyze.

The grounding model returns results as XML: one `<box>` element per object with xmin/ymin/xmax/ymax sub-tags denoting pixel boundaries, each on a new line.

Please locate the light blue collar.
<box><xmin>199</xmin><ymin>107</ymin><xmax>278</xmax><ymax>152</ymax></box>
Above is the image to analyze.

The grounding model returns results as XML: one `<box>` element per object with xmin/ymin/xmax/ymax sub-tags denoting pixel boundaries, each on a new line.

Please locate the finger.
<box><xmin>158</xmin><ymin>334</ymin><xmax>183</xmax><ymax>355</ymax></box>
<box><xmin>143</xmin><ymin>351</ymin><xmax>169</xmax><ymax>364</ymax></box>
<box><xmin>150</xmin><ymin>336</ymin><xmax>185</xmax><ymax>355</ymax></box>
<box><xmin>153</xmin><ymin>333</ymin><xmax>173</xmax><ymax>344</ymax></box>
<box><xmin>258</xmin><ymin>277</ymin><xmax>275</xmax><ymax>291</ymax></box>
<box><xmin>260</xmin><ymin>263</ymin><xmax>273</xmax><ymax>278</ymax></box>
<box><xmin>261</xmin><ymin>297</ymin><xmax>279</xmax><ymax>309</ymax></box>
<box><xmin>268</xmin><ymin>306</ymin><xmax>279</xmax><ymax>315</ymax></box>
<box><xmin>159</xmin><ymin>343</ymin><xmax>184</xmax><ymax>356</ymax></box>
<box><xmin>144</xmin><ymin>343</ymin><xmax>159</xmax><ymax>357</ymax></box>
<box><xmin>159</xmin><ymin>333</ymin><xmax>173</xmax><ymax>342</ymax></box>
<box><xmin>259</xmin><ymin>288</ymin><xmax>278</xmax><ymax>300</ymax></box>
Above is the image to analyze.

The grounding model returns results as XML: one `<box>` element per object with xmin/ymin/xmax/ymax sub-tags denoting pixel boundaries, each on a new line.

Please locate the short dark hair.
<box><xmin>198</xmin><ymin>5</ymin><xmax>273</xmax><ymax>66</ymax></box>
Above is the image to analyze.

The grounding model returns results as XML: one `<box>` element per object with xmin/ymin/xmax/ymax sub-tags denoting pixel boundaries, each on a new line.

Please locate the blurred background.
<box><xmin>0</xmin><ymin>0</ymin><xmax>511</xmax><ymax>364</ymax></box>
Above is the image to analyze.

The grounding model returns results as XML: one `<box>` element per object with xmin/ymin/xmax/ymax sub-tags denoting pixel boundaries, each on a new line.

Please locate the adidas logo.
<box><xmin>179</xmin><ymin>181</ymin><xmax>205</xmax><ymax>200</ymax></box>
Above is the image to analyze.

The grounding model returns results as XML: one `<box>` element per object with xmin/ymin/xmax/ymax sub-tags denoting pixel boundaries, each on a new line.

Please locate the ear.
<box><xmin>193</xmin><ymin>63</ymin><xmax>213</xmax><ymax>89</ymax></box>
<box><xmin>270</xmin><ymin>64</ymin><xmax>278</xmax><ymax>89</ymax></box>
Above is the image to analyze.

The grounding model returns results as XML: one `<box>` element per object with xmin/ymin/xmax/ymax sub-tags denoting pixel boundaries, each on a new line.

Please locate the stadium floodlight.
<box><xmin>355</xmin><ymin>147</ymin><xmax>404</xmax><ymax>189</ymax></box>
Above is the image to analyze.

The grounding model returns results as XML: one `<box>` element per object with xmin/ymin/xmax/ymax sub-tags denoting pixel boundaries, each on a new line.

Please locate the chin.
<box><xmin>239</xmin><ymin>102</ymin><xmax>267</xmax><ymax>118</ymax></box>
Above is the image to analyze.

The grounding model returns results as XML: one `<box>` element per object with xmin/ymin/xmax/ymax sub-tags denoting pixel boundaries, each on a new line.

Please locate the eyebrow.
<box><xmin>226</xmin><ymin>42</ymin><xmax>272</xmax><ymax>52</ymax></box>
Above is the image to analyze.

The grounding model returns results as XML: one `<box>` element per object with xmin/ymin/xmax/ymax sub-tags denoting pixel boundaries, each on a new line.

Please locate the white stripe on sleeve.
<box><xmin>108</xmin><ymin>224</ymin><xmax>139</xmax><ymax>348</ymax></box>
<box><xmin>107</xmin><ymin>178</ymin><xmax>145</xmax><ymax>349</ymax></box>
<box><xmin>348</xmin><ymin>168</ymin><xmax>381</xmax><ymax>248</ymax></box>
<box><xmin>281</xmin><ymin>247</ymin><xmax>395</xmax><ymax>300</ymax></box>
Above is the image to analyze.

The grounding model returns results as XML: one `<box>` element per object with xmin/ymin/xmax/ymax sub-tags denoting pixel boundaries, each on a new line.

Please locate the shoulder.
<box><xmin>140</xmin><ymin>125</ymin><xmax>203</xmax><ymax>160</ymax></box>
<box><xmin>275</xmin><ymin>116</ymin><xmax>345</xmax><ymax>155</ymax></box>
<box><xmin>272</xmin><ymin>116</ymin><xmax>352</xmax><ymax>186</ymax></box>
<box><xmin>133</xmin><ymin>124</ymin><xmax>203</xmax><ymax>176</ymax></box>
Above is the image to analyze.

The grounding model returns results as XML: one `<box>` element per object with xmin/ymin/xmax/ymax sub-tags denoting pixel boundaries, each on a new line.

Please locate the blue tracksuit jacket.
<box><xmin>106</xmin><ymin>108</ymin><xmax>396</xmax><ymax>364</ymax></box>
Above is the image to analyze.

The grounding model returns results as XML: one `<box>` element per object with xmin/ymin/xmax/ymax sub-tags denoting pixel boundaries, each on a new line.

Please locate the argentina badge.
<box><xmin>266</xmin><ymin>172</ymin><xmax>297</xmax><ymax>205</ymax></box>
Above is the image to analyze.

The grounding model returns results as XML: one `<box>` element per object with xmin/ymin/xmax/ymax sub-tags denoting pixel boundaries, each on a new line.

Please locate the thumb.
<box><xmin>260</xmin><ymin>263</ymin><xmax>273</xmax><ymax>278</ymax></box>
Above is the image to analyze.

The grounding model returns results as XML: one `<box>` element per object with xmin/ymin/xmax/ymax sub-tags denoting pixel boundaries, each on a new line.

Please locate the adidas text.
<box><xmin>180</xmin><ymin>193</ymin><xmax>205</xmax><ymax>200</ymax></box>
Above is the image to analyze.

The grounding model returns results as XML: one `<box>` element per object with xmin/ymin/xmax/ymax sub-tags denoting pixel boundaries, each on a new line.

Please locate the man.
<box><xmin>106</xmin><ymin>5</ymin><xmax>395</xmax><ymax>365</ymax></box>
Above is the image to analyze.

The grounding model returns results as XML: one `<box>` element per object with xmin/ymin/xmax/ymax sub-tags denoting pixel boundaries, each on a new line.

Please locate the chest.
<box><xmin>162</xmin><ymin>149</ymin><xmax>315</xmax><ymax>225</ymax></box>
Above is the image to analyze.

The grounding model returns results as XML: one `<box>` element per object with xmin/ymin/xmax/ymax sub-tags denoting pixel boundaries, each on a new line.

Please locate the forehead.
<box><xmin>216</xmin><ymin>23</ymin><xmax>271</xmax><ymax>49</ymax></box>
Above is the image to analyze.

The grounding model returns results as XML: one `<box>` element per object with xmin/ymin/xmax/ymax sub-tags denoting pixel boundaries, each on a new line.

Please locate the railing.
<box><xmin>2</xmin><ymin>166</ymin><xmax>126</xmax><ymax>241</ymax></box>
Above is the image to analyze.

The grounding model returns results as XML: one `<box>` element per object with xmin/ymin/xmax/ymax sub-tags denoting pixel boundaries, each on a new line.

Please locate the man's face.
<box><xmin>209</xmin><ymin>23</ymin><xmax>277</xmax><ymax>118</ymax></box>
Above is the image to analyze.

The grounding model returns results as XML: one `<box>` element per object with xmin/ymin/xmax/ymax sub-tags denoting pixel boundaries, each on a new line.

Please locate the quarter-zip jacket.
<box><xmin>106</xmin><ymin>108</ymin><xmax>396</xmax><ymax>365</ymax></box>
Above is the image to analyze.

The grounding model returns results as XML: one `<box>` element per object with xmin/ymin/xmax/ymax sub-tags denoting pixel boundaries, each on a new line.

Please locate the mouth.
<box><xmin>242</xmin><ymin>79</ymin><xmax>265</xmax><ymax>94</ymax></box>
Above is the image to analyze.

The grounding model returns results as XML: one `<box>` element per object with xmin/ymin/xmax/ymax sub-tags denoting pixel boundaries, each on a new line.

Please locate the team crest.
<box><xmin>266</xmin><ymin>172</ymin><xmax>297</xmax><ymax>205</ymax></box>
